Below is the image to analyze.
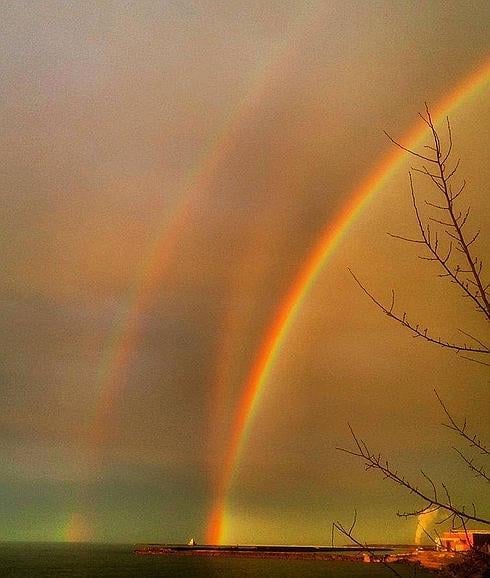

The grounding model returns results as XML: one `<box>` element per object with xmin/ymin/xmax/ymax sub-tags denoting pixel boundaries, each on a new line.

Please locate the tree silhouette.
<box><xmin>334</xmin><ymin>106</ymin><xmax>489</xmax><ymax>575</ymax></box>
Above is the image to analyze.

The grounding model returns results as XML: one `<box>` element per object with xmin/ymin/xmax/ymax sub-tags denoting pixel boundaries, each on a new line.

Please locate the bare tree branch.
<box><xmin>342</xmin><ymin>108</ymin><xmax>489</xmax><ymax>560</ymax></box>
<box><xmin>382</xmin><ymin>107</ymin><xmax>489</xmax><ymax>320</ymax></box>
<box><xmin>421</xmin><ymin>104</ymin><xmax>490</xmax><ymax>319</ymax></box>
<box><xmin>434</xmin><ymin>390</ymin><xmax>489</xmax><ymax>455</ymax></box>
<box><xmin>337</xmin><ymin>425</ymin><xmax>490</xmax><ymax>526</ymax></box>
<box><xmin>348</xmin><ymin>269</ymin><xmax>489</xmax><ymax>355</ymax></box>
<box><xmin>453</xmin><ymin>447</ymin><xmax>490</xmax><ymax>483</ymax></box>
<box><xmin>384</xmin><ymin>130</ymin><xmax>436</xmax><ymax>164</ymax></box>
<box><xmin>458</xmin><ymin>355</ymin><xmax>490</xmax><ymax>367</ymax></box>
<box><xmin>332</xmin><ymin>512</ymin><xmax>404</xmax><ymax>577</ymax></box>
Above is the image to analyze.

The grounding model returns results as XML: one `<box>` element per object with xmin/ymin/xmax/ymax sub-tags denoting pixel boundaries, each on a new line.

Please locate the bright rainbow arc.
<box><xmin>207</xmin><ymin>58</ymin><xmax>490</xmax><ymax>545</ymax></box>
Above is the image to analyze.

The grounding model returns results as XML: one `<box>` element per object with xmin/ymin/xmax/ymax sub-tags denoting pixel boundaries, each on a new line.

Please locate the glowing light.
<box><xmin>415</xmin><ymin>509</ymin><xmax>439</xmax><ymax>545</ymax></box>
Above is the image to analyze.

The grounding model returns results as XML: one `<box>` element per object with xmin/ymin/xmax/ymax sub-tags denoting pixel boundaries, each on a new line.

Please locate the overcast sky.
<box><xmin>1</xmin><ymin>0</ymin><xmax>489</xmax><ymax>544</ymax></box>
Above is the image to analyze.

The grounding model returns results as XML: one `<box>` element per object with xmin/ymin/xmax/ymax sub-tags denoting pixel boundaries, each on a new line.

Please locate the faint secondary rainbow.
<box><xmin>86</xmin><ymin>1</ymin><xmax>326</xmax><ymax>451</ymax></box>
<box><xmin>207</xmin><ymin>58</ymin><xmax>490</xmax><ymax>544</ymax></box>
<box><xmin>74</xmin><ymin>1</ymin><xmax>327</xmax><ymax>533</ymax></box>
<box><xmin>85</xmin><ymin>1</ymin><xmax>328</xmax><ymax>445</ymax></box>
<box><xmin>64</xmin><ymin>512</ymin><xmax>93</xmax><ymax>543</ymax></box>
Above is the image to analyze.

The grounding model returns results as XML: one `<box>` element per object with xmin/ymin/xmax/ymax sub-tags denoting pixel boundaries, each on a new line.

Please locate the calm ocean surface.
<box><xmin>0</xmin><ymin>543</ymin><xmax>433</xmax><ymax>578</ymax></box>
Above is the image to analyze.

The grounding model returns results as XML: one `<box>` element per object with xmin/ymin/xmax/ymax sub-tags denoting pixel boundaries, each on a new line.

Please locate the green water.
<box><xmin>0</xmin><ymin>543</ymin><xmax>433</xmax><ymax>577</ymax></box>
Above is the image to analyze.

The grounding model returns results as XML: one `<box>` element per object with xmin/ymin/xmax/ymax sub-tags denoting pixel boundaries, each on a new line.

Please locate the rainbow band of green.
<box><xmin>207</xmin><ymin>58</ymin><xmax>490</xmax><ymax>544</ymax></box>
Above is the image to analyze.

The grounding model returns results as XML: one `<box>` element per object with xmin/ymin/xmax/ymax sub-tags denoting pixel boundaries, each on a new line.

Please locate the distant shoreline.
<box><xmin>134</xmin><ymin>544</ymin><xmax>458</xmax><ymax>570</ymax></box>
<box><xmin>135</xmin><ymin>548</ymin><xmax>364</xmax><ymax>562</ymax></box>
<box><xmin>134</xmin><ymin>544</ymin><xmax>395</xmax><ymax>561</ymax></box>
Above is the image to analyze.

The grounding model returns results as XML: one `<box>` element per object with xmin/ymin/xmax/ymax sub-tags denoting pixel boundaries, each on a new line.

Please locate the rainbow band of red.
<box><xmin>206</xmin><ymin>58</ymin><xmax>490</xmax><ymax>544</ymax></box>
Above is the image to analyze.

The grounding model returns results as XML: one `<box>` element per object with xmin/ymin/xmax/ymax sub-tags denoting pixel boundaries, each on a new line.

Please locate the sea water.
<box><xmin>0</xmin><ymin>543</ymin><xmax>433</xmax><ymax>577</ymax></box>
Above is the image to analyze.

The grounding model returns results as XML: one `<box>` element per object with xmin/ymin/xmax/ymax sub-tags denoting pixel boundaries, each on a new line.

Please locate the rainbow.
<box><xmin>206</xmin><ymin>58</ymin><xmax>490</xmax><ymax>544</ymax></box>
<box><xmin>73</xmin><ymin>1</ymin><xmax>326</xmax><ymax>537</ymax></box>
<box><xmin>86</xmin><ymin>1</ymin><xmax>327</xmax><ymax>450</ymax></box>
<box><xmin>64</xmin><ymin>512</ymin><xmax>93</xmax><ymax>543</ymax></box>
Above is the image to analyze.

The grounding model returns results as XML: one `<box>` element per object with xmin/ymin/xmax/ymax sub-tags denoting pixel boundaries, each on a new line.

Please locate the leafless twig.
<box><xmin>385</xmin><ymin>105</ymin><xmax>489</xmax><ymax>320</ymax></box>
<box><xmin>343</xmin><ymin>108</ymin><xmax>489</xmax><ymax>554</ymax></box>
<box><xmin>332</xmin><ymin>511</ymin><xmax>404</xmax><ymax>577</ymax></box>
<box><xmin>453</xmin><ymin>447</ymin><xmax>490</xmax><ymax>483</ymax></box>
<box><xmin>348</xmin><ymin>269</ymin><xmax>488</xmax><ymax>355</ymax></box>
<box><xmin>337</xmin><ymin>425</ymin><xmax>490</xmax><ymax>527</ymax></box>
<box><xmin>350</xmin><ymin>106</ymin><xmax>489</xmax><ymax>363</ymax></box>
<box><xmin>434</xmin><ymin>390</ymin><xmax>489</xmax><ymax>455</ymax></box>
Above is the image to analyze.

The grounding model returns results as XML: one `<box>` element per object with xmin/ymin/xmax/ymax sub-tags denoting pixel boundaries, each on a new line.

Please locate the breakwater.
<box><xmin>134</xmin><ymin>544</ymin><xmax>392</xmax><ymax>561</ymax></box>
